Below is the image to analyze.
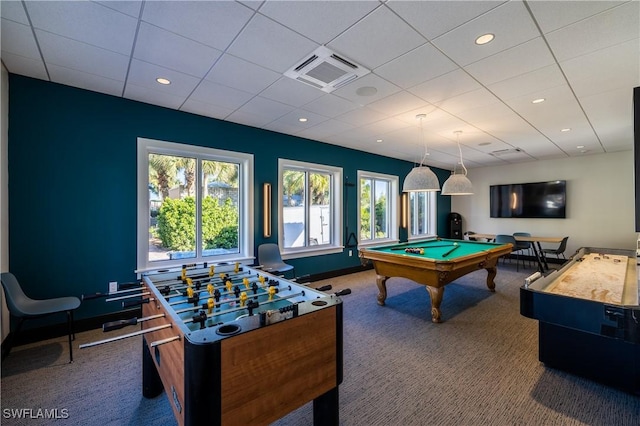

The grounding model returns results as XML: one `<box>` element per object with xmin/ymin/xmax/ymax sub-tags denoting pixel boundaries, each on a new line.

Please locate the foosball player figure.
<box><xmin>207</xmin><ymin>297</ymin><xmax>214</xmax><ymax>314</ymax></box>
<box><xmin>247</xmin><ymin>299</ymin><xmax>259</xmax><ymax>316</ymax></box>
<box><xmin>243</xmin><ymin>277</ymin><xmax>250</xmax><ymax>289</ymax></box>
<box><xmin>209</xmin><ymin>265</ymin><xmax>215</xmax><ymax>277</ymax></box>
<box><xmin>225</xmin><ymin>279</ymin><xmax>233</xmax><ymax>293</ymax></box>
<box><xmin>233</xmin><ymin>286</ymin><xmax>241</xmax><ymax>299</ymax></box>
<box><xmin>239</xmin><ymin>291</ymin><xmax>247</xmax><ymax>308</ymax></box>
<box><xmin>268</xmin><ymin>285</ymin><xmax>276</xmax><ymax>301</ymax></box>
<box><xmin>192</xmin><ymin>310</ymin><xmax>207</xmax><ymax>329</ymax></box>
<box><xmin>234</xmin><ymin>262</ymin><xmax>240</xmax><ymax>273</ymax></box>
<box><xmin>251</xmin><ymin>282</ymin><xmax>259</xmax><ymax>296</ymax></box>
<box><xmin>213</xmin><ymin>289</ymin><xmax>221</xmax><ymax>304</ymax></box>
<box><xmin>207</xmin><ymin>283</ymin><xmax>214</xmax><ymax>296</ymax></box>
<box><xmin>259</xmin><ymin>275</ymin><xmax>266</xmax><ymax>288</ymax></box>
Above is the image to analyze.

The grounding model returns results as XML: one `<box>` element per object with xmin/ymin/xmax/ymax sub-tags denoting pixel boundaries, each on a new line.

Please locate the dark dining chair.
<box><xmin>1</xmin><ymin>272</ymin><xmax>81</xmax><ymax>363</ymax></box>
<box><xmin>258</xmin><ymin>243</ymin><xmax>295</xmax><ymax>278</ymax></box>
<box><xmin>542</xmin><ymin>236</ymin><xmax>569</xmax><ymax>260</ymax></box>
<box><xmin>513</xmin><ymin>232</ymin><xmax>533</xmax><ymax>268</ymax></box>
<box><xmin>495</xmin><ymin>234</ymin><xmax>520</xmax><ymax>271</ymax></box>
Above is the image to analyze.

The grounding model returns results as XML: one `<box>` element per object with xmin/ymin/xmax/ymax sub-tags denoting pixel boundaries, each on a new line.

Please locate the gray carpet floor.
<box><xmin>2</xmin><ymin>264</ymin><xmax>639</xmax><ymax>425</ymax></box>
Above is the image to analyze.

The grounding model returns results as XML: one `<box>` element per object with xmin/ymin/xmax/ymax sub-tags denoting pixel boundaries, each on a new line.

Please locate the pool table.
<box><xmin>359</xmin><ymin>238</ymin><xmax>513</xmax><ymax>323</ymax></box>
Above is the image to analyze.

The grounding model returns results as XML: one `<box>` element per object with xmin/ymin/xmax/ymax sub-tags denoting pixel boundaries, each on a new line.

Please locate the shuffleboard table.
<box><xmin>359</xmin><ymin>238</ymin><xmax>513</xmax><ymax>322</ymax></box>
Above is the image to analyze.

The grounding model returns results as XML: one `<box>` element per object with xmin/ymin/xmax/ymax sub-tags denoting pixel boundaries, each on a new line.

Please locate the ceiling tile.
<box><xmin>124</xmin><ymin>82</ymin><xmax>188</xmax><ymax>110</ymax></box>
<box><xmin>560</xmin><ymin>39</ymin><xmax>640</xmax><ymax>99</ymax></box>
<box><xmin>227</xmin><ymin>13</ymin><xmax>319</xmax><ymax>73</ymax></box>
<box><xmin>181</xmin><ymin>98</ymin><xmax>235</xmax><ymax>121</ymax></box>
<box><xmin>431</xmin><ymin>1</ymin><xmax>539</xmax><ymax>67</ymax></box>
<box><xmin>133</xmin><ymin>23</ymin><xmax>222</xmax><ymax>78</ymax></box>
<box><xmin>328</xmin><ymin>6</ymin><xmax>425</xmax><ymax>70</ymax></box>
<box><xmin>36</xmin><ymin>30</ymin><xmax>129</xmax><ymax>81</ymax></box>
<box><xmin>409</xmin><ymin>68</ymin><xmax>481</xmax><ymax>104</ymax></box>
<box><xmin>545</xmin><ymin>2</ymin><xmax>640</xmax><ymax>62</ymax></box>
<box><xmin>387</xmin><ymin>0</ymin><xmax>505</xmax><ymax>40</ymax></box>
<box><xmin>96</xmin><ymin>1</ymin><xmax>142</xmax><ymax>18</ymax></box>
<box><xmin>258</xmin><ymin>0</ymin><xmax>379</xmax><ymax>45</ymax></box>
<box><xmin>47</xmin><ymin>64</ymin><xmax>124</xmax><ymax>97</ymax></box>
<box><xmin>464</xmin><ymin>37</ymin><xmax>555</xmax><ymax>86</ymax></box>
<box><xmin>259</xmin><ymin>77</ymin><xmax>324</xmax><ymax>107</ymax></box>
<box><xmin>204</xmin><ymin>54</ymin><xmax>280</xmax><ymax>95</ymax></box>
<box><xmin>435</xmin><ymin>88</ymin><xmax>500</xmax><ymax>115</ymax></box>
<box><xmin>487</xmin><ymin>64</ymin><xmax>566</xmax><ymax>100</ymax></box>
<box><xmin>297</xmin><ymin>119</ymin><xmax>355</xmax><ymax>140</ymax></box>
<box><xmin>367</xmin><ymin>91</ymin><xmax>430</xmax><ymax>116</ymax></box>
<box><xmin>300</xmin><ymin>94</ymin><xmax>359</xmax><ymax>118</ymax></box>
<box><xmin>188</xmin><ymin>80</ymin><xmax>255</xmax><ymax>111</ymax></box>
<box><xmin>25</xmin><ymin>1</ymin><xmax>137</xmax><ymax>55</ymax></box>
<box><xmin>141</xmin><ymin>1</ymin><xmax>254</xmax><ymax>51</ymax></box>
<box><xmin>0</xmin><ymin>1</ymin><xmax>30</xmax><ymax>25</ymax></box>
<box><xmin>0</xmin><ymin>51</ymin><xmax>48</xmax><ymax>81</ymax></box>
<box><xmin>527</xmin><ymin>1</ymin><xmax>627</xmax><ymax>34</ymax></box>
<box><xmin>126</xmin><ymin>59</ymin><xmax>200</xmax><ymax>97</ymax></box>
<box><xmin>375</xmin><ymin>43</ymin><xmax>458</xmax><ymax>89</ymax></box>
<box><xmin>1</xmin><ymin>19</ymin><xmax>41</xmax><ymax>60</ymax></box>
<box><xmin>232</xmin><ymin>96</ymin><xmax>293</xmax><ymax>122</ymax></box>
<box><xmin>332</xmin><ymin>73</ymin><xmax>401</xmax><ymax>106</ymax></box>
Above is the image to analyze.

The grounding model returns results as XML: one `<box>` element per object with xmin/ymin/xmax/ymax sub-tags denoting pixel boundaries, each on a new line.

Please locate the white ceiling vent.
<box><xmin>284</xmin><ymin>46</ymin><xmax>370</xmax><ymax>93</ymax></box>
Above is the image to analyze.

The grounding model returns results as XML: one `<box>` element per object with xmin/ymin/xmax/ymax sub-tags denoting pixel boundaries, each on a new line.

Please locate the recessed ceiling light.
<box><xmin>475</xmin><ymin>33</ymin><xmax>495</xmax><ymax>45</ymax></box>
<box><xmin>532</xmin><ymin>98</ymin><xmax>545</xmax><ymax>104</ymax></box>
<box><xmin>561</xmin><ymin>128</ymin><xmax>571</xmax><ymax>132</ymax></box>
<box><xmin>576</xmin><ymin>145</ymin><xmax>585</xmax><ymax>149</ymax></box>
<box><xmin>298</xmin><ymin>117</ymin><xmax>308</xmax><ymax>122</ymax></box>
<box><xmin>376</xmin><ymin>139</ymin><xmax>383</xmax><ymax>143</ymax></box>
<box><xmin>156</xmin><ymin>77</ymin><xmax>171</xmax><ymax>85</ymax></box>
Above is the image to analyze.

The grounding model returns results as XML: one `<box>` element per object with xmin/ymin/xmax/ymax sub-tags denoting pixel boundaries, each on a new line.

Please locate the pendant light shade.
<box><xmin>403</xmin><ymin>114</ymin><xmax>441</xmax><ymax>192</ymax></box>
<box><xmin>403</xmin><ymin>166</ymin><xmax>441</xmax><ymax>192</ymax></box>
<box><xmin>442</xmin><ymin>131</ymin><xmax>473</xmax><ymax>196</ymax></box>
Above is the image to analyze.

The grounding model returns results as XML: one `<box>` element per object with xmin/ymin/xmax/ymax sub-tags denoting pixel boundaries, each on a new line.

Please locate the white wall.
<box><xmin>451</xmin><ymin>151</ymin><xmax>636</xmax><ymax>257</ymax></box>
<box><xmin>1</xmin><ymin>63</ymin><xmax>9</xmax><ymax>341</ymax></box>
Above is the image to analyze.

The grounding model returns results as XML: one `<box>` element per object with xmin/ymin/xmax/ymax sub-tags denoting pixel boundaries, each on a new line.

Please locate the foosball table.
<box><xmin>81</xmin><ymin>263</ymin><xmax>345</xmax><ymax>426</ymax></box>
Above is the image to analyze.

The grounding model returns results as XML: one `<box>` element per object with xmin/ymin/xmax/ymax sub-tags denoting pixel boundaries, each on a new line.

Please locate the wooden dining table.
<box><xmin>468</xmin><ymin>233</ymin><xmax>565</xmax><ymax>272</ymax></box>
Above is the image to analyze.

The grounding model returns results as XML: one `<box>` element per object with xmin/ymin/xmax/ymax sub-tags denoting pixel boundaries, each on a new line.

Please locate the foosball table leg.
<box><xmin>142</xmin><ymin>337</ymin><xmax>164</xmax><ymax>399</ymax></box>
<box><xmin>313</xmin><ymin>387</ymin><xmax>339</xmax><ymax>425</ymax></box>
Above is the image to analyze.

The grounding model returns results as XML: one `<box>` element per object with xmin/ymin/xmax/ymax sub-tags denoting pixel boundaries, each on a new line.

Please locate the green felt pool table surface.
<box><xmin>359</xmin><ymin>238</ymin><xmax>513</xmax><ymax>323</ymax></box>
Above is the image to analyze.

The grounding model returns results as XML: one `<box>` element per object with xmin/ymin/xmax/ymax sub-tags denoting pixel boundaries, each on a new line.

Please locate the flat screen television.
<box><xmin>490</xmin><ymin>180</ymin><xmax>566</xmax><ymax>219</ymax></box>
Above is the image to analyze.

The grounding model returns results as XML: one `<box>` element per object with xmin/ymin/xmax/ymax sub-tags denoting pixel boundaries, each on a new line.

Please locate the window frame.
<box><xmin>136</xmin><ymin>137</ymin><xmax>254</xmax><ymax>273</ymax></box>
<box><xmin>357</xmin><ymin>170</ymin><xmax>399</xmax><ymax>248</ymax></box>
<box><xmin>277</xmin><ymin>158</ymin><xmax>343</xmax><ymax>259</ymax></box>
<box><xmin>407</xmin><ymin>191</ymin><xmax>437</xmax><ymax>241</ymax></box>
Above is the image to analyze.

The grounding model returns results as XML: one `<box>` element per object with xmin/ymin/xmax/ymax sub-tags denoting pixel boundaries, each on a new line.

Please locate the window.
<box><xmin>137</xmin><ymin>138</ymin><xmax>253</xmax><ymax>272</ymax></box>
<box><xmin>358</xmin><ymin>171</ymin><xmax>398</xmax><ymax>246</ymax></box>
<box><xmin>278</xmin><ymin>159</ymin><xmax>342</xmax><ymax>258</ymax></box>
<box><xmin>408</xmin><ymin>192</ymin><xmax>437</xmax><ymax>239</ymax></box>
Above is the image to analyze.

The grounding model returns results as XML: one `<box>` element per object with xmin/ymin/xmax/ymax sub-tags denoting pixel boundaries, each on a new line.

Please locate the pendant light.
<box><xmin>442</xmin><ymin>131</ymin><xmax>473</xmax><ymax>195</ymax></box>
<box><xmin>402</xmin><ymin>114</ymin><xmax>440</xmax><ymax>192</ymax></box>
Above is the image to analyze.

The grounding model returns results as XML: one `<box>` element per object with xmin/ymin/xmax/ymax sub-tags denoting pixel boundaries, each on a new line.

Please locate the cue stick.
<box><xmin>442</xmin><ymin>245</ymin><xmax>460</xmax><ymax>257</ymax></box>
<box><xmin>390</xmin><ymin>244</ymin><xmax>454</xmax><ymax>250</ymax></box>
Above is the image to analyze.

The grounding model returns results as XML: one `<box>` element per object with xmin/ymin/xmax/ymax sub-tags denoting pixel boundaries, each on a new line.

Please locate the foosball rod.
<box><xmin>81</xmin><ymin>284</ymin><xmax>144</xmax><ymax>301</ymax></box>
<box><xmin>161</xmin><ymin>271</ymin><xmax>256</xmax><ymax>296</ymax></box>
<box><xmin>79</xmin><ymin>323</ymin><xmax>172</xmax><ymax>349</ymax></box>
<box><xmin>146</xmin><ymin>263</ymin><xmax>247</xmax><ymax>285</ymax></box>
<box><xmin>105</xmin><ymin>291</ymin><xmax>150</xmax><ymax>302</ymax></box>
<box><xmin>150</xmin><ymin>335</ymin><xmax>181</xmax><ymax>348</ymax></box>
<box><xmin>102</xmin><ymin>313</ymin><xmax>166</xmax><ymax>332</ymax></box>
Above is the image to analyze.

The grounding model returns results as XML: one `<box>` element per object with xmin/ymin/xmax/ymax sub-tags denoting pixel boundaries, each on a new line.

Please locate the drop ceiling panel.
<box><xmin>133</xmin><ymin>23</ymin><xmax>222</xmax><ymax>78</ymax></box>
<box><xmin>464</xmin><ymin>37</ymin><xmax>556</xmax><ymax>86</ymax></box>
<box><xmin>36</xmin><ymin>30</ymin><xmax>129</xmax><ymax>82</ymax></box>
<box><xmin>374</xmin><ymin>43</ymin><xmax>458</xmax><ymax>89</ymax></box>
<box><xmin>1</xmin><ymin>19</ymin><xmax>41</xmax><ymax>60</ymax></box>
<box><xmin>297</xmin><ymin>119</ymin><xmax>355</xmax><ymax>141</ymax></box>
<box><xmin>141</xmin><ymin>1</ymin><xmax>254</xmax><ymax>51</ymax></box>
<box><xmin>580</xmin><ymin>88</ymin><xmax>635</xmax><ymax>149</ymax></box>
<box><xmin>227</xmin><ymin>13</ymin><xmax>318</xmax><ymax>73</ymax></box>
<box><xmin>527</xmin><ymin>1</ymin><xmax>626</xmax><ymax>34</ymax></box>
<box><xmin>387</xmin><ymin>0</ymin><xmax>505</xmax><ymax>41</ymax></box>
<box><xmin>258</xmin><ymin>77</ymin><xmax>325</xmax><ymax>108</ymax></box>
<box><xmin>180</xmin><ymin>98</ymin><xmax>234</xmax><ymax>121</ymax></box>
<box><xmin>431</xmin><ymin>1</ymin><xmax>539</xmax><ymax>67</ymax></box>
<box><xmin>188</xmin><ymin>80</ymin><xmax>255</xmax><ymax>111</ymax></box>
<box><xmin>335</xmin><ymin>106</ymin><xmax>387</xmax><ymax>127</ymax></box>
<box><xmin>25</xmin><ymin>1</ymin><xmax>137</xmax><ymax>55</ymax></box>
<box><xmin>332</xmin><ymin>73</ymin><xmax>401</xmax><ymax>106</ymax></box>
<box><xmin>258</xmin><ymin>0</ymin><xmax>379</xmax><ymax>45</ymax></box>
<box><xmin>96</xmin><ymin>1</ymin><xmax>142</xmax><ymax>18</ymax></box>
<box><xmin>232</xmin><ymin>96</ymin><xmax>294</xmax><ymax>122</ymax></box>
<box><xmin>124</xmin><ymin>82</ymin><xmax>188</xmax><ymax>110</ymax></box>
<box><xmin>560</xmin><ymin>39</ymin><xmax>640</xmax><ymax>99</ymax></box>
<box><xmin>0</xmin><ymin>52</ymin><xmax>48</xmax><ymax>81</ymax></box>
<box><xmin>409</xmin><ymin>69</ymin><xmax>481</xmax><ymax>104</ymax></box>
<box><xmin>204</xmin><ymin>54</ymin><xmax>280</xmax><ymax>95</ymax></box>
<box><xmin>1</xmin><ymin>2</ymin><xmax>30</xmax><ymax>25</ymax></box>
<box><xmin>487</xmin><ymin>64</ymin><xmax>566</xmax><ymax>100</ymax></box>
<box><xmin>545</xmin><ymin>2</ymin><xmax>640</xmax><ymax>62</ymax></box>
<box><xmin>47</xmin><ymin>64</ymin><xmax>124</xmax><ymax>97</ymax></box>
<box><xmin>127</xmin><ymin>59</ymin><xmax>200</xmax><ymax>97</ymax></box>
<box><xmin>300</xmin><ymin>94</ymin><xmax>359</xmax><ymax>118</ymax></box>
<box><xmin>367</xmin><ymin>91</ymin><xmax>430</xmax><ymax>117</ymax></box>
<box><xmin>435</xmin><ymin>88</ymin><xmax>501</xmax><ymax>115</ymax></box>
<box><xmin>328</xmin><ymin>6</ymin><xmax>425</xmax><ymax>70</ymax></box>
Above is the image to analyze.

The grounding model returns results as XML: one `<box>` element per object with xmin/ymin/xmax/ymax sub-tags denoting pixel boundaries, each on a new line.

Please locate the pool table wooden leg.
<box><xmin>485</xmin><ymin>267</ymin><xmax>497</xmax><ymax>292</ymax></box>
<box><xmin>376</xmin><ymin>275</ymin><xmax>388</xmax><ymax>305</ymax></box>
<box><xmin>425</xmin><ymin>286</ymin><xmax>443</xmax><ymax>323</ymax></box>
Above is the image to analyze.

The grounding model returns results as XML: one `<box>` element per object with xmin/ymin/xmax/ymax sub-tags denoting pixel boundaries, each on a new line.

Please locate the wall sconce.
<box><xmin>263</xmin><ymin>183</ymin><xmax>271</xmax><ymax>238</ymax></box>
<box><xmin>400</xmin><ymin>193</ymin><xmax>408</xmax><ymax>229</ymax></box>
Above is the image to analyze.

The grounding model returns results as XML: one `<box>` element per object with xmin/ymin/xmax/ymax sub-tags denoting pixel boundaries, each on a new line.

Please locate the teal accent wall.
<box><xmin>7</xmin><ymin>75</ymin><xmax>451</xmax><ymax>324</ymax></box>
